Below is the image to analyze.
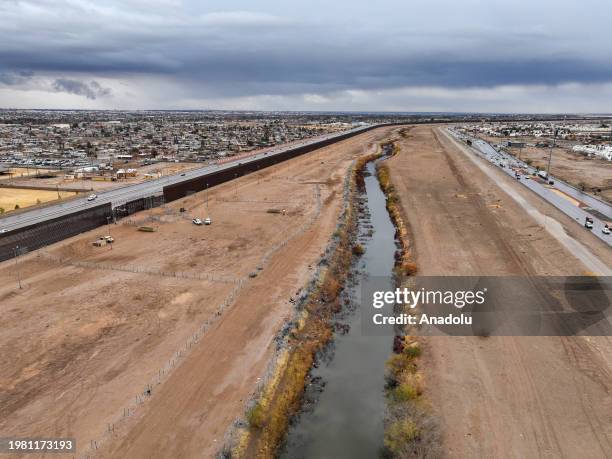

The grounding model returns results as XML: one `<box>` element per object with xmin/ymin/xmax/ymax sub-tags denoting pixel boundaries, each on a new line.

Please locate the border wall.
<box><xmin>0</xmin><ymin>203</ymin><xmax>112</xmax><ymax>262</ymax></box>
<box><xmin>0</xmin><ymin>124</ymin><xmax>394</xmax><ymax>261</ymax></box>
<box><xmin>163</xmin><ymin>125</ymin><xmax>381</xmax><ymax>201</ymax></box>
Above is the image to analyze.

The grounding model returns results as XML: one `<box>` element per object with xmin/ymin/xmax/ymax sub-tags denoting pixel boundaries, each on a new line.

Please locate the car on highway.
<box><xmin>87</xmin><ymin>194</ymin><xmax>98</xmax><ymax>201</ymax></box>
<box><xmin>0</xmin><ymin>229</ymin><xmax>8</xmax><ymax>234</ymax></box>
<box><xmin>585</xmin><ymin>217</ymin><xmax>594</xmax><ymax>230</ymax></box>
<box><xmin>192</xmin><ymin>218</ymin><xmax>203</xmax><ymax>225</ymax></box>
<box><xmin>603</xmin><ymin>225</ymin><xmax>611</xmax><ymax>235</ymax></box>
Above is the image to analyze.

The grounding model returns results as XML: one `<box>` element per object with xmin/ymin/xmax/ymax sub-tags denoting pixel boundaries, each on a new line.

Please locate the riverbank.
<box><xmin>376</xmin><ymin>137</ymin><xmax>440</xmax><ymax>458</ymax></box>
<box><xmin>384</xmin><ymin>125</ymin><xmax>612</xmax><ymax>458</ymax></box>
<box><xmin>279</xmin><ymin>149</ymin><xmax>400</xmax><ymax>457</ymax></box>
<box><xmin>222</xmin><ymin>145</ymin><xmax>387</xmax><ymax>458</ymax></box>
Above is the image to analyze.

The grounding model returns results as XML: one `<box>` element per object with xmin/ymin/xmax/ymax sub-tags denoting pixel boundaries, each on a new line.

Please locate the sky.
<box><xmin>1</xmin><ymin>0</ymin><xmax>611</xmax><ymax>112</ymax></box>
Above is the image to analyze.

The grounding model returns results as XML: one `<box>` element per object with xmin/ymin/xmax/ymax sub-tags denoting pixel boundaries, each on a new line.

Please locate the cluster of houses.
<box><xmin>0</xmin><ymin>111</ymin><xmax>355</xmax><ymax>173</ymax></box>
<box><xmin>572</xmin><ymin>144</ymin><xmax>612</xmax><ymax>160</ymax></box>
<box><xmin>457</xmin><ymin>121</ymin><xmax>612</xmax><ymax>161</ymax></box>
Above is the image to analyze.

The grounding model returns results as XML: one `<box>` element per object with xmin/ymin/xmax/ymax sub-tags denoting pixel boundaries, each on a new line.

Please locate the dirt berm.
<box><xmin>386</xmin><ymin>125</ymin><xmax>612</xmax><ymax>457</ymax></box>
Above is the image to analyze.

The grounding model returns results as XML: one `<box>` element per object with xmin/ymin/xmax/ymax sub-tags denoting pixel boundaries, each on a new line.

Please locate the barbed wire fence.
<box><xmin>77</xmin><ymin>183</ymin><xmax>324</xmax><ymax>459</ymax></box>
<box><xmin>37</xmin><ymin>252</ymin><xmax>239</xmax><ymax>285</ymax></box>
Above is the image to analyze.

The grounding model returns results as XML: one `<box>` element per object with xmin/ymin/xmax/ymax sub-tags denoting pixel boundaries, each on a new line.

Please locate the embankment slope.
<box><xmin>386</xmin><ymin>125</ymin><xmax>612</xmax><ymax>457</ymax></box>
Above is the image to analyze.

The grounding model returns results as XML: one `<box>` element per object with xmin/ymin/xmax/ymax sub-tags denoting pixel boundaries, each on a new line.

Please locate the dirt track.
<box><xmin>0</xmin><ymin>126</ymin><xmax>398</xmax><ymax>458</ymax></box>
<box><xmin>387</xmin><ymin>126</ymin><xmax>612</xmax><ymax>457</ymax></box>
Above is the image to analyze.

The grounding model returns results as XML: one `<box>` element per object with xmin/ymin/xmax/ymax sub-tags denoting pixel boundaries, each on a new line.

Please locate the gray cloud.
<box><xmin>52</xmin><ymin>79</ymin><xmax>112</xmax><ymax>99</ymax></box>
<box><xmin>0</xmin><ymin>70</ymin><xmax>34</xmax><ymax>85</ymax></box>
<box><xmin>0</xmin><ymin>0</ymin><xmax>611</xmax><ymax>109</ymax></box>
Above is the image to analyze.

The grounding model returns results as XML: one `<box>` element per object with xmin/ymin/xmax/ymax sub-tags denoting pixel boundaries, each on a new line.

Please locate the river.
<box><xmin>281</xmin><ymin>157</ymin><xmax>397</xmax><ymax>458</ymax></box>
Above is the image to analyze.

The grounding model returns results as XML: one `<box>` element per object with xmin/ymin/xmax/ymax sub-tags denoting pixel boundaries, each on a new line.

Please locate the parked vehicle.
<box><xmin>204</xmin><ymin>217</ymin><xmax>212</xmax><ymax>225</ymax></box>
<box><xmin>92</xmin><ymin>235</ymin><xmax>114</xmax><ymax>246</ymax></box>
<box><xmin>192</xmin><ymin>218</ymin><xmax>203</xmax><ymax>225</ymax></box>
<box><xmin>585</xmin><ymin>217</ymin><xmax>594</xmax><ymax>230</ymax></box>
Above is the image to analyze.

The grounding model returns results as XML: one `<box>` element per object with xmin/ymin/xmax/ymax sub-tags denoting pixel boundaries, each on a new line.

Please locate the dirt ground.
<box><xmin>483</xmin><ymin>135</ymin><xmax>612</xmax><ymax>203</ymax></box>
<box><xmin>0</xmin><ymin>188</ymin><xmax>77</xmax><ymax>213</ymax></box>
<box><xmin>388</xmin><ymin>126</ymin><xmax>612</xmax><ymax>458</ymax></box>
<box><xmin>0</xmin><ymin>126</ymin><xmax>398</xmax><ymax>458</ymax></box>
<box><xmin>0</xmin><ymin>168</ymin><xmax>58</xmax><ymax>180</ymax></box>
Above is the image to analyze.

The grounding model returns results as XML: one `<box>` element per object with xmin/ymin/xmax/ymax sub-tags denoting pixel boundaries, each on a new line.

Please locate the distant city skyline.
<box><xmin>1</xmin><ymin>0</ymin><xmax>612</xmax><ymax>112</ymax></box>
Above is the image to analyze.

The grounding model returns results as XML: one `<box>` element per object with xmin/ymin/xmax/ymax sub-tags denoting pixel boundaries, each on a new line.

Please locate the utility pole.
<box><xmin>106</xmin><ymin>216</ymin><xmax>112</xmax><ymax>250</ymax></box>
<box><xmin>14</xmin><ymin>246</ymin><xmax>22</xmax><ymax>289</ymax></box>
<box><xmin>546</xmin><ymin>128</ymin><xmax>557</xmax><ymax>179</ymax></box>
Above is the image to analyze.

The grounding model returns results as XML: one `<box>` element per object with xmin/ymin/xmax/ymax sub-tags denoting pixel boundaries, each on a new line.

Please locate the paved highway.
<box><xmin>0</xmin><ymin>125</ymin><xmax>373</xmax><ymax>233</ymax></box>
<box><xmin>447</xmin><ymin>129</ymin><xmax>612</xmax><ymax>247</ymax></box>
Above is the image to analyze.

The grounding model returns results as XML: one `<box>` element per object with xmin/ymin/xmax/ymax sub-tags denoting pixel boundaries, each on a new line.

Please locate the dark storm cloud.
<box><xmin>0</xmin><ymin>70</ymin><xmax>34</xmax><ymax>85</ymax></box>
<box><xmin>1</xmin><ymin>0</ymin><xmax>612</xmax><ymax>102</ymax></box>
<box><xmin>3</xmin><ymin>42</ymin><xmax>611</xmax><ymax>99</ymax></box>
<box><xmin>52</xmin><ymin>79</ymin><xmax>112</xmax><ymax>99</ymax></box>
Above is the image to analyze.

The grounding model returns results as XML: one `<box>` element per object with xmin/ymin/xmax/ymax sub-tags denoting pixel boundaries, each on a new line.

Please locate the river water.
<box><xmin>280</xmin><ymin>158</ymin><xmax>397</xmax><ymax>458</ymax></box>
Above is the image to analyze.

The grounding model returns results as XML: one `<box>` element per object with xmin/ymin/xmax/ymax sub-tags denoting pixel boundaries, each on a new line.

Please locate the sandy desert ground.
<box><xmin>0</xmin><ymin>126</ymin><xmax>398</xmax><ymax>458</ymax></box>
<box><xmin>388</xmin><ymin>126</ymin><xmax>612</xmax><ymax>458</ymax></box>
<box><xmin>0</xmin><ymin>188</ymin><xmax>77</xmax><ymax>212</ymax></box>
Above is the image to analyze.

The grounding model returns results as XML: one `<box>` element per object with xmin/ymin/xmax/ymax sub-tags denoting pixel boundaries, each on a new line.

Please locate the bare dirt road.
<box><xmin>387</xmin><ymin>126</ymin><xmax>612</xmax><ymax>458</ymax></box>
<box><xmin>0</xmin><ymin>126</ymin><xmax>398</xmax><ymax>459</ymax></box>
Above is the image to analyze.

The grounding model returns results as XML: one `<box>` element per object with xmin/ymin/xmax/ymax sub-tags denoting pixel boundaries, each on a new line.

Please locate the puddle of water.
<box><xmin>281</xmin><ymin>159</ymin><xmax>397</xmax><ymax>459</ymax></box>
